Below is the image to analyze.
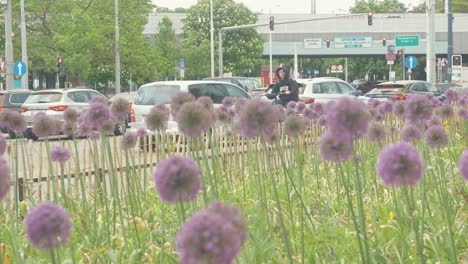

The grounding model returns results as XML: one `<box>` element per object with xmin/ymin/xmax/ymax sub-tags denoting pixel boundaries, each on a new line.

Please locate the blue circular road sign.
<box><xmin>14</xmin><ymin>61</ymin><xmax>27</xmax><ymax>77</ymax></box>
<box><xmin>405</xmin><ymin>56</ymin><xmax>417</xmax><ymax>69</ymax></box>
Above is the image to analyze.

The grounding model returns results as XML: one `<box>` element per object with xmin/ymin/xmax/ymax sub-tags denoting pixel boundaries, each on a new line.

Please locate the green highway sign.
<box><xmin>395</xmin><ymin>35</ymin><xmax>419</xmax><ymax>47</ymax></box>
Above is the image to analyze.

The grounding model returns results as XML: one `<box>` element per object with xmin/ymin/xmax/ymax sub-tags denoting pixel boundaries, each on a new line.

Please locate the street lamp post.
<box><xmin>210</xmin><ymin>0</ymin><xmax>215</xmax><ymax>77</ymax></box>
<box><xmin>115</xmin><ymin>0</ymin><xmax>121</xmax><ymax>94</ymax></box>
<box><xmin>20</xmin><ymin>0</ymin><xmax>28</xmax><ymax>89</ymax></box>
<box><xmin>4</xmin><ymin>0</ymin><xmax>14</xmax><ymax>90</ymax></box>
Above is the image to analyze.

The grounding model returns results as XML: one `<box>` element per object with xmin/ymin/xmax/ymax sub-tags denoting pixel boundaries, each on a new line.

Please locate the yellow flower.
<box><xmin>389</xmin><ymin>211</ymin><xmax>397</xmax><ymax>219</ymax></box>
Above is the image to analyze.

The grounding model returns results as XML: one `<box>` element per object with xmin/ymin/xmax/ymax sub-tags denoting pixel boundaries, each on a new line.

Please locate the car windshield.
<box><xmin>134</xmin><ymin>85</ymin><xmax>180</xmax><ymax>105</ymax></box>
<box><xmin>237</xmin><ymin>79</ymin><xmax>261</xmax><ymax>90</ymax></box>
<box><xmin>10</xmin><ymin>93</ymin><xmax>31</xmax><ymax>104</ymax></box>
<box><xmin>24</xmin><ymin>92</ymin><xmax>62</xmax><ymax>103</ymax></box>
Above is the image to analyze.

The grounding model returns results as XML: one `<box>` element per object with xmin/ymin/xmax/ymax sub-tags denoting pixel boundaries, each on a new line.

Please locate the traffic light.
<box><xmin>396</xmin><ymin>49</ymin><xmax>404</xmax><ymax>66</ymax></box>
<box><xmin>326</xmin><ymin>39</ymin><xmax>330</xmax><ymax>48</ymax></box>
<box><xmin>269</xmin><ymin>16</ymin><xmax>274</xmax><ymax>31</ymax></box>
<box><xmin>367</xmin><ymin>12</ymin><xmax>373</xmax><ymax>26</ymax></box>
<box><xmin>382</xmin><ymin>37</ymin><xmax>386</xmax><ymax>46</ymax></box>
<box><xmin>452</xmin><ymin>55</ymin><xmax>462</xmax><ymax>66</ymax></box>
<box><xmin>57</xmin><ymin>56</ymin><xmax>65</xmax><ymax>76</ymax></box>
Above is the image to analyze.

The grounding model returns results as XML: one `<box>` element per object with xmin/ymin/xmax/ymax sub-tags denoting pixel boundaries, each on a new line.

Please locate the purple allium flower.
<box><xmin>24</xmin><ymin>202</ymin><xmax>72</xmax><ymax>250</ymax></box>
<box><xmin>459</xmin><ymin>108</ymin><xmax>468</xmax><ymax>119</ymax></box>
<box><xmin>237</xmin><ymin>99</ymin><xmax>279</xmax><ymax>139</ymax></box>
<box><xmin>32</xmin><ymin>112</ymin><xmax>58</xmax><ymax>138</ymax></box>
<box><xmin>77</xmin><ymin>118</ymin><xmax>93</xmax><ymax>138</ymax></box>
<box><xmin>295</xmin><ymin>102</ymin><xmax>306</xmax><ymax>114</ymax></box>
<box><xmin>436</xmin><ymin>104</ymin><xmax>454</xmax><ymax>120</ymax></box>
<box><xmin>458</xmin><ymin>150</ymin><xmax>468</xmax><ymax>180</ymax></box>
<box><xmin>83</xmin><ymin>101</ymin><xmax>111</xmax><ymax>129</ymax></box>
<box><xmin>326</xmin><ymin>98</ymin><xmax>370</xmax><ymax>140</ymax></box>
<box><xmin>100</xmin><ymin>118</ymin><xmax>117</xmax><ymax>136</ymax></box>
<box><xmin>393</xmin><ymin>101</ymin><xmax>405</xmax><ymax>116</ymax></box>
<box><xmin>368</xmin><ymin>98</ymin><xmax>381</xmax><ymax>108</ymax></box>
<box><xmin>206</xmin><ymin>201</ymin><xmax>248</xmax><ymax>243</ymax></box>
<box><xmin>458</xmin><ymin>95</ymin><xmax>467</xmax><ymax>106</ymax></box>
<box><xmin>284</xmin><ymin>115</ymin><xmax>306</xmax><ymax>138</ymax></box>
<box><xmin>318</xmin><ymin>114</ymin><xmax>327</xmax><ymax>127</ymax></box>
<box><xmin>89</xmin><ymin>96</ymin><xmax>109</xmax><ymax>105</ymax></box>
<box><xmin>0</xmin><ymin>134</ymin><xmax>6</xmax><ymax>155</ymax></box>
<box><xmin>137</xmin><ymin>128</ymin><xmax>148</xmax><ymax>137</ymax></box>
<box><xmin>0</xmin><ymin>109</ymin><xmax>26</xmax><ymax>132</ymax></box>
<box><xmin>196</xmin><ymin>96</ymin><xmax>214</xmax><ymax>111</ymax></box>
<box><xmin>176</xmin><ymin>102</ymin><xmax>213</xmax><ymax>138</ymax></box>
<box><xmin>404</xmin><ymin>95</ymin><xmax>433</xmax><ymax>124</ymax></box>
<box><xmin>286</xmin><ymin>108</ymin><xmax>296</xmax><ymax>117</ymax></box>
<box><xmin>302</xmin><ymin>108</ymin><xmax>315</xmax><ymax>120</ymax></box>
<box><xmin>426</xmin><ymin>115</ymin><xmax>442</xmax><ymax>127</ymax></box>
<box><xmin>110</xmin><ymin>98</ymin><xmax>130</xmax><ymax>122</ymax></box>
<box><xmin>400</xmin><ymin>124</ymin><xmax>421</xmax><ymax>142</ymax></box>
<box><xmin>318</xmin><ymin>131</ymin><xmax>352</xmax><ymax>162</ymax></box>
<box><xmin>171</xmin><ymin>92</ymin><xmax>195</xmax><ymax>119</ymax></box>
<box><xmin>222</xmin><ymin>97</ymin><xmax>235</xmax><ymax>107</ymax></box>
<box><xmin>0</xmin><ymin>157</ymin><xmax>10</xmax><ymax>200</ymax></box>
<box><xmin>120</xmin><ymin>132</ymin><xmax>137</xmax><ymax>150</ymax></box>
<box><xmin>234</xmin><ymin>98</ymin><xmax>247</xmax><ymax>115</ymax></box>
<box><xmin>444</xmin><ymin>88</ymin><xmax>458</xmax><ymax>103</ymax></box>
<box><xmin>154</xmin><ymin>155</ymin><xmax>201</xmax><ymax>203</ymax></box>
<box><xmin>368</xmin><ymin>122</ymin><xmax>387</xmax><ymax>142</ymax></box>
<box><xmin>177</xmin><ymin>203</ymin><xmax>245</xmax><ymax>264</ymax></box>
<box><xmin>51</xmin><ymin>146</ymin><xmax>71</xmax><ymax>163</ymax></box>
<box><xmin>286</xmin><ymin>101</ymin><xmax>297</xmax><ymax>109</ymax></box>
<box><xmin>313</xmin><ymin>103</ymin><xmax>324</xmax><ymax>115</ymax></box>
<box><xmin>376</xmin><ymin>142</ymin><xmax>423</xmax><ymax>186</ymax></box>
<box><xmin>424</xmin><ymin>125</ymin><xmax>448</xmax><ymax>148</ymax></box>
<box><xmin>63</xmin><ymin>108</ymin><xmax>79</xmax><ymax>124</ymax></box>
<box><xmin>146</xmin><ymin>103</ymin><xmax>170</xmax><ymax>131</ymax></box>
<box><xmin>216</xmin><ymin>106</ymin><xmax>234</xmax><ymax>124</ymax></box>
<box><xmin>379</xmin><ymin>101</ymin><xmax>394</xmax><ymax>115</ymax></box>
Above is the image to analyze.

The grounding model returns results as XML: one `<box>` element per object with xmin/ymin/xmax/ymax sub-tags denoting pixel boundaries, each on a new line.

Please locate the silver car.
<box><xmin>20</xmin><ymin>88</ymin><xmax>127</xmax><ymax>140</ymax></box>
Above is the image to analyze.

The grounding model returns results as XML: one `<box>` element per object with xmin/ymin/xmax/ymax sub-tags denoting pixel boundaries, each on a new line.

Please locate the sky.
<box><xmin>152</xmin><ymin>0</ymin><xmax>421</xmax><ymax>14</ymax></box>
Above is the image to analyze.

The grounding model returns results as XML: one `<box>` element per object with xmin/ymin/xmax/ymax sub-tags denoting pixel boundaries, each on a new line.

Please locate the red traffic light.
<box><xmin>269</xmin><ymin>16</ymin><xmax>274</xmax><ymax>31</ymax></box>
<box><xmin>367</xmin><ymin>12</ymin><xmax>373</xmax><ymax>26</ymax></box>
<box><xmin>57</xmin><ymin>56</ymin><xmax>63</xmax><ymax>64</ymax></box>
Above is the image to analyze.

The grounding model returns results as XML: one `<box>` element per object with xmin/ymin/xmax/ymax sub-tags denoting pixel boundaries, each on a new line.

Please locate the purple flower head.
<box><xmin>318</xmin><ymin>114</ymin><xmax>327</xmax><ymax>127</ymax></box>
<box><xmin>137</xmin><ymin>128</ymin><xmax>148</xmax><ymax>137</ymax></box>
<box><xmin>110</xmin><ymin>98</ymin><xmax>130</xmax><ymax>122</ymax></box>
<box><xmin>171</xmin><ymin>92</ymin><xmax>195</xmax><ymax>119</ymax></box>
<box><xmin>368</xmin><ymin>122</ymin><xmax>387</xmax><ymax>142</ymax></box>
<box><xmin>295</xmin><ymin>102</ymin><xmax>306</xmax><ymax>114</ymax></box>
<box><xmin>100</xmin><ymin>118</ymin><xmax>117</xmax><ymax>136</ymax></box>
<box><xmin>77</xmin><ymin>117</ymin><xmax>93</xmax><ymax>138</ymax></box>
<box><xmin>216</xmin><ymin>106</ymin><xmax>234</xmax><ymax>124</ymax></box>
<box><xmin>393</xmin><ymin>101</ymin><xmax>405</xmax><ymax>116</ymax></box>
<box><xmin>237</xmin><ymin>99</ymin><xmax>280</xmax><ymax>139</ymax></box>
<box><xmin>0</xmin><ymin>157</ymin><xmax>10</xmax><ymax>200</ymax></box>
<box><xmin>146</xmin><ymin>103</ymin><xmax>170</xmax><ymax>131</ymax></box>
<box><xmin>176</xmin><ymin>102</ymin><xmax>213</xmax><ymax>138</ymax></box>
<box><xmin>444</xmin><ymin>88</ymin><xmax>458</xmax><ymax>103</ymax></box>
<box><xmin>312</xmin><ymin>103</ymin><xmax>324</xmax><ymax>115</ymax></box>
<box><xmin>458</xmin><ymin>150</ymin><xmax>468</xmax><ymax>180</ymax></box>
<box><xmin>286</xmin><ymin>108</ymin><xmax>297</xmax><ymax>117</ymax></box>
<box><xmin>51</xmin><ymin>146</ymin><xmax>71</xmax><ymax>163</ymax></box>
<box><xmin>284</xmin><ymin>115</ymin><xmax>306</xmax><ymax>138</ymax></box>
<box><xmin>302</xmin><ymin>108</ymin><xmax>315</xmax><ymax>121</ymax></box>
<box><xmin>431</xmin><ymin>97</ymin><xmax>441</xmax><ymax>107</ymax></box>
<box><xmin>207</xmin><ymin>201</ymin><xmax>248</xmax><ymax>243</ymax></box>
<box><xmin>426</xmin><ymin>115</ymin><xmax>442</xmax><ymax>127</ymax></box>
<box><xmin>63</xmin><ymin>108</ymin><xmax>79</xmax><ymax>124</ymax></box>
<box><xmin>234</xmin><ymin>98</ymin><xmax>247</xmax><ymax>115</ymax></box>
<box><xmin>196</xmin><ymin>96</ymin><xmax>214</xmax><ymax>111</ymax></box>
<box><xmin>327</xmin><ymin>98</ymin><xmax>370</xmax><ymax>140</ymax></box>
<box><xmin>404</xmin><ymin>95</ymin><xmax>433</xmax><ymax>124</ymax></box>
<box><xmin>154</xmin><ymin>155</ymin><xmax>201</xmax><ymax>203</ymax></box>
<box><xmin>424</xmin><ymin>125</ymin><xmax>448</xmax><ymax>148</ymax></box>
<box><xmin>458</xmin><ymin>95</ymin><xmax>468</xmax><ymax>106</ymax></box>
<box><xmin>377</xmin><ymin>142</ymin><xmax>424</xmax><ymax>186</ymax></box>
<box><xmin>400</xmin><ymin>124</ymin><xmax>421</xmax><ymax>142</ymax></box>
<box><xmin>32</xmin><ymin>112</ymin><xmax>58</xmax><ymax>138</ymax></box>
<box><xmin>368</xmin><ymin>98</ymin><xmax>381</xmax><ymax>109</ymax></box>
<box><xmin>286</xmin><ymin>101</ymin><xmax>297</xmax><ymax>109</ymax></box>
<box><xmin>436</xmin><ymin>104</ymin><xmax>454</xmax><ymax>120</ymax></box>
<box><xmin>177</xmin><ymin>203</ymin><xmax>245</xmax><ymax>264</ymax></box>
<box><xmin>459</xmin><ymin>108</ymin><xmax>468</xmax><ymax>119</ymax></box>
<box><xmin>24</xmin><ymin>203</ymin><xmax>72</xmax><ymax>250</ymax></box>
<box><xmin>0</xmin><ymin>134</ymin><xmax>6</xmax><ymax>155</ymax></box>
<box><xmin>83</xmin><ymin>101</ymin><xmax>110</xmax><ymax>129</ymax></box>
<box><xmin>379</xmin><ymin>101</ymin><xmax>394</xmax><ymax>115</ymax></box>
<box><xmin>0</xmin><ymin>109</ymin><xmax>26</xmax><ymax>132</ymax></box>
<box><xmin>89</xmin><ymin>96</ymin><xmax>109</xmax><ymax>105</ymax></box>
<box><xmin>318</xmin><ymin>131</ymin><xmax>352</xmax><ymax>162</ymax></box>
<box><xmin>222</xmin><ymin>96</ymin><xmax>235</xmax><ymax>107</ymax></box>
<box><xmin>120</xmin><ymin>131</ymin><xmax>137</xmax><ymax>150</ymax></box>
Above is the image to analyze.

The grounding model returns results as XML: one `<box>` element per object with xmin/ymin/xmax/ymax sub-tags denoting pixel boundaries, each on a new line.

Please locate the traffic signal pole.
<box><xmin>218</xmin><ymin>14</ymin><xmax>365</xmax><ymax>77</ymax></box>
<box><xmin>4</xmin><ymin>0</ymin><xmax>14</xmax><ymax>90</ymax></box>
<box><xmin>447</xmin><ymin>0</ymin><xmax>453</xmax><ymax>82</ymax></box>
<box><xmin>20</xmin><ymin>0</ymin><xmax>28</xmax><ymax>90</ymax></box>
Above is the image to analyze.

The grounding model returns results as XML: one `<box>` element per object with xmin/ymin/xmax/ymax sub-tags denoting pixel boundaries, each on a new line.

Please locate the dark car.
<box><xmin>351</xmin><ymin>79</ymin><xmax>384</xmax><ymax>94</ymax></box>
<box><xmin>0</xmin><ymin>89</ymin><xmax>33</xmax><ymax>137</ymax></box>
<box><xmin>365</xmin><ymin>80</ymin><xmax>442</xmax><ymax>101</ymax></box>
<box><xmin>203</xmin><ymin>77</ymin><xmax>262</xmax><ymax>94</ymax></box>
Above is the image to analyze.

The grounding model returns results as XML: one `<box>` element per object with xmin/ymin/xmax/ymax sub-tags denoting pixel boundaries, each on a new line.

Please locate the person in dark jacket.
<box><xmin>271</xmin><ymin>67</ymin><xmax>299</xmax><ymax>107</ymax></box>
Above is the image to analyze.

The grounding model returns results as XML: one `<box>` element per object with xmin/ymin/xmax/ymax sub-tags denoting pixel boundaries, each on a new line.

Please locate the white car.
<box><xmin>131</xmin><ymin>80</ymin><xmax>251</xmax><ymax>134</ymax></box>
<box><xmin>299</xmin><ymin>77</ymin><xmax>367</xmax><ymax>103</ymax></box>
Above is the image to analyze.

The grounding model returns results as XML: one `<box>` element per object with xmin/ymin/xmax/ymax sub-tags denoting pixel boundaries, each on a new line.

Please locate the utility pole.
<box><xmin>426</xmin><ymin>0</ymin><xmax>436</xmax><ymax>83</ymax></box>
<box><xmin>114</xmin><ymin>0</ymin><xmax>121</xmax><ymax>94</ymax></box>
<box><xmin>311</xmin><ymin>0</ymin><xmax>316</xmax><ymax>14</ymax></box>
<box><xmin>210</xmin><ymin>0</ymin><xmax>215</xmax><ymax>77</ymax></box>
<box><xmin>293</xmin><ymin>43</ymin><xmax>298</xmax><ymax>79</ymax></box>
<box><xmin>4</xmin><ymin>0</ymin><xmax>14</xmax><ymax>90</ymax></box>
<box><xmin>20</xmin><ymin>0</ymin><xmax>28</xmax><ymax>89</ymax></box>
<box><xmin>447</xmin><ymin>0</ymin><xmax>453</xmax><ymax>83</ymax></box>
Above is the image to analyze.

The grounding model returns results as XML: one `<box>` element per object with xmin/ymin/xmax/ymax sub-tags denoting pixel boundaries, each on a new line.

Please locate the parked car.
<box><xmin>20</xmin><ymin>88</ymin><xmax>127</xmax><ymax>140</ymax></box>
<box><xmin>365</xmin><ymin>80</ymin><xmax>442</xmax><ymax>101</ymax></box>
<box><xmin>351</xmin><ymin>79</ymin><xmax>385</xmax><ymax>94</ymax></box>
<box><xmin>131</xmin><ymin>80</ymin><xmax>251</xmax><ymax>134</ymax></box>
<box><xmin>434</xmin><ymin>82</ymin><xmax>468</xmax><ymax>96</ymax></box>
<box><xmin>203</xmin><ymin>77</ymin><xmax>262</xmax><ymax>94</ymax></box>
<box><xmin>109</xmin><ymin>91</ymin><xmax>137</xmax><ymax>127</ymax></box>
<box><xmin>0</xmin><ymin>89</ymin><xmax>33</xmax><ymax>138</ymax></box>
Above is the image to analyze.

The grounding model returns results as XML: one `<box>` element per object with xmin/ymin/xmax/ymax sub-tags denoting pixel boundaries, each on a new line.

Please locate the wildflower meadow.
<box><xmin>0</xmin><ymin>91</ymin><xmax>467</xmax><ymax>263</ymax></box>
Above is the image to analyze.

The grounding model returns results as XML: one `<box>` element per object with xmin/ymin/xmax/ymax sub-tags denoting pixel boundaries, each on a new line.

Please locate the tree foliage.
<box><xmin>154</xmin><ymin>16</ymin><xmax>179</xmax><ymax>80</ymax></box>
<box><xmin>181</xmin><ymin>0</ymin><xmax>264</xmax><ymax>78</ymax></box>
<box><xmin>349</xmin><ymin>0</ymin><xmax>407</xmax><ymax>13</ymax></box>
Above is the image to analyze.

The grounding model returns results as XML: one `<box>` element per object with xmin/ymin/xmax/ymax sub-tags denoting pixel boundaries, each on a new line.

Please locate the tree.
<box><xmin>349</xmin><ymin>0</ymin><xmax>407</xmax><ymax>13</ymax></box>
<box><xmin>154</xmin><ymin>16</ymin><xmax>179</xmax><ymax>80</ymax></box>
<box><xmin>181</xmin><ymin>0</ymin><xmax>264</xmax><ymax>77</ymax></box>
<box><xmin>409</xmin><ymin>0</ymin><xmax>468</xmax><ymax>13</ymax></box>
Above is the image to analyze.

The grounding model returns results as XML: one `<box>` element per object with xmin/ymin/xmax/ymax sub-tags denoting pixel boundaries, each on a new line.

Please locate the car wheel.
<box><xmin>114</xmin><ymin>120</ymin><xmax>127</xmax><ymax>136</ymax></box>
<box><xmin>24</xmin><ymin>129</ymin><xmax>38</xmax><ymax>141</ymax></box>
